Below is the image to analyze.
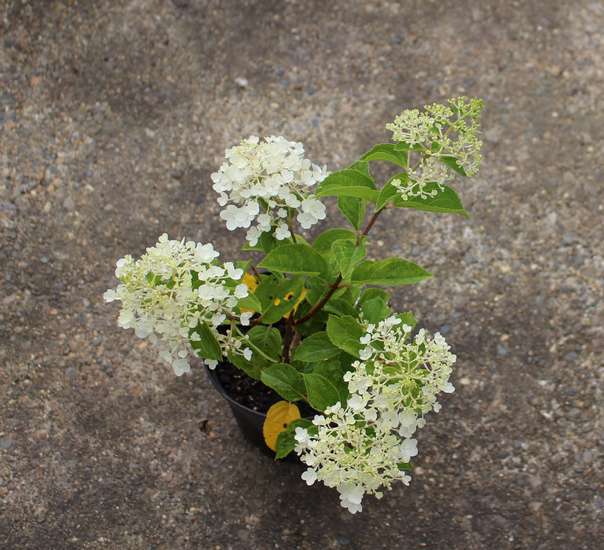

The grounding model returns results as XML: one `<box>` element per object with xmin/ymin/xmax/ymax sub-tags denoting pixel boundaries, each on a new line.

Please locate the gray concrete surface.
<box><xmin>1</xmin><ymin>1</ymin><xmax>603</xmax><ymax>548</ymax></box>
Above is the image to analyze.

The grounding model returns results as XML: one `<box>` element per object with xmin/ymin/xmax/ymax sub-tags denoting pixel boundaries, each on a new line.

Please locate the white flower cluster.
<box><xmin>103</xmin><ymin>234</ymin><xmax>252</xmax><ymax>376</ymax></box>
<box><xmin>211</xmin><ymin>136</ymin><xmax>329</xmax><ymax>245</ymax></box>
<box><xmin>386</xmin><ymin>97</ymin><xmax>483</xmax><ymax>200</ymax></box>
<box><xmin>294</xmin><ymin>316</ymin><xmax>456</xmax><ymax>514</ymax></box>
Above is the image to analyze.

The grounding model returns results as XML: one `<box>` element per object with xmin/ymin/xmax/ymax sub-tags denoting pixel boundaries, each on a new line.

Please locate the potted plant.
<box><xmin>104</xmin><ymin>97</ymin><xmax>483</xmax><ymax>513</ymax></box>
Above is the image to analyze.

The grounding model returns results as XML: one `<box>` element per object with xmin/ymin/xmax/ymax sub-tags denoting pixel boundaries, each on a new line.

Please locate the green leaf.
<box><xmin>392</xmin><ymin>183</ymin><xmax>468</xmax><ymax>217</ymax></box>
<box><xmin>358</xmin><ymin>287</ymin><xmax>390</xmax><ymax>306</ymax></box>
<box><xmin>311</xmin><ymin>360</ymin><xmax>349</xmax><ymax>405</ymax></box>
<box><xmin>228</xmin><ymin>351</ymin><xmax>262</xmax><ymax>380</ymax></box>
<box><xmin>398</xmin><ymin>311</ymin><xmax>417</xmax><ymax>328</ymax></box>
<box><xmin>313</xmin><ymin>228</ymin><xmax>356</xmax><ymax>253</ymax></box>
<box><xmin>351</xmin><ymin>258</ymin><xmax>431</xmax><ymax>286</ymax></box>
<box><xmin>438</xmin><ymin>155</ymin><xmax>468</xmax><ymax>176</ymax></box>
<box><xmin>247</xmin><ymin>325</ymin><xmax>282</xmax><ymax>361</ymax></box>
<box><xmin>189</xmin><ymin>322</ymin><xmax>222</xmax><ymax>361</ymax></box>
<box><xmin>303</xmin><ymin>373</ymin><xmax>344</xmax><ymax>411</ymax></box>
<box><xmin>237</xmin><ymin>293</ymin><xmax>262</xmax><ymax>313</ymax></box>
<box><xmin>304</xmin><ymin>276</ymin><xmax>331</xmax><ymax>304</ymax></box>
<box><xmin>331</xmin><ymin>239</ymin><xmax>366</xmax><ymax>279</ymax></box>
<box><xmin>360</xmin><ymin>143</ymin><xmax>408</xmax><ymax>168</ymax></box>
<box><xmin>316</xmin><ymin>169</ymin><xmax>379</xmax><ymax>202</ymax></box>
<box><xmin>349</xmin><ymin>160</ymin><xmax>370</xmax><ymax>177</ymax></box>
<box><xmin>292</xmin><ymin>331</ymin><xmax>342</xmax><ymax>362</ymax></box>
<box><xmin>326</xmin><ymin>315</ymin><xmax>364</xmax><ymax>358</ymax></box>
<box><xmin>358</xmin><ymin>287</ymin><xmax>392</xmax><ymax>324</ymax></box>
<box><xmin>254</xmin><ymin>276</ymin><xmax>305</xmax><ymax>324</ymax></box>
<box><xmin>228</xmin><ymin>325</ymin><xmax>284</xmax><ymax>378</ymax></box>
<box><xmin>323</xmin><ymin>298</ymin><xmax>357</xmax><ymax>317</ymax></box>
<box><xmin>361</xmin><ymin>296</ymin><xmax>391</xmax><ymax>323</ymax></box>
<box><xmin>241</xmin><ymin>231</ymin><xmax>279</xmax><ymax>252</ymax></box>
<box><xmin>261</xmin><ymin>364</ymin><xmax>306</xmax><ymax>402</ymax></box>
<box><xmin>338</xmin><ymin>196</ymin><xmax>366</xmax><ymax>230</ymax></box>
<box><xmin>275</xmin><ymin>418</ymin><xmax>314</xmax><ymax>459</ymax></box>
<box><xmin>258</xmin><ymin>244</ymin><xmax>328</xmax><ymax>276</ymax></box>
<box><xmin>375</xmin><ymin>176</ymin><xmax>404</xmax><ymax>210</ymax></box>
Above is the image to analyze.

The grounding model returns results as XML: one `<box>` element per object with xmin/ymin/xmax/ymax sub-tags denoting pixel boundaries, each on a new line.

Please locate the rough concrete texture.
<box><xmin>1</xmin><ymin>0</ymin><xmax>603</xmax><ymax>548</ymax></box>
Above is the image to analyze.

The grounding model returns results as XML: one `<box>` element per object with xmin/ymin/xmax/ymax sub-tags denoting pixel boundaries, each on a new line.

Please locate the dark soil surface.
<box><xmin>214</xmin><ymin>362</ymin><xmax>282</xmax><ymax>414</ymax></box>
<box><xmin>213</xmin><ymin>362</ymin><xmax>315</xmax><ymax>417</ymax></box>
<box><xmin>1</xmin><ymin>1</ymin><xmax>603</xmax><ymax>549</ymax></box>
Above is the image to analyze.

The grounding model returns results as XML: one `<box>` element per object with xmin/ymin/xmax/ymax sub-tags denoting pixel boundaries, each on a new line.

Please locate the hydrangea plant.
<box><xmin>105</xmin><ymin>97</ymin><xmax>483</xmax><ymax>513</ymax></box>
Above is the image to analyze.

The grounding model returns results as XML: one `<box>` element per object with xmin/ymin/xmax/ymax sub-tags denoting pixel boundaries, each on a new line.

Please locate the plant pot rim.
<box><xmin>206</xmin><ymin>365</ymin><xmax>268</xmax><ymax>419</ymax></box>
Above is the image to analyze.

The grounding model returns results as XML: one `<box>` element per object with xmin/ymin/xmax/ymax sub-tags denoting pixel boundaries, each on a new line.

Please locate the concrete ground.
<box><xmin>1</xmin><ymin>1</ymin><xmax>603</xmax><ymax>548</ymax></box>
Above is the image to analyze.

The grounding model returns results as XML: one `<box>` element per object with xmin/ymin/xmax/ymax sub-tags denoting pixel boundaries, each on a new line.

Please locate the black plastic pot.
<box><xmin>206</xmin><ymin>366</ymin><xmax>273</xmax><ymax>456</ymax></box>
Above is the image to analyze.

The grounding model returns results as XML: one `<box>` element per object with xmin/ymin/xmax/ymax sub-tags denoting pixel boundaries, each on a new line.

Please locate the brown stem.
<box><xmin>250</xmin><ymin>315</ymin><xmax>263</xmax><ymax>327</ymax></box>
<box><xmin>359</xmin><ymin>207</ymin><xmax>383</xmax><ymax>240</ymax></box>
<box><xmin>294</xmin><ymin>207</ymin><xmax>386</xmax><ymax>326</ymax></box>
<box><xmin>293</xmin><ymin>276</ymin><xmax>342</xmax><ymax>326</ymax></box>
<box><xmin>282</xmin><ymin>315</ymin><xmax>295</xmax><ymax>362</ymax></box>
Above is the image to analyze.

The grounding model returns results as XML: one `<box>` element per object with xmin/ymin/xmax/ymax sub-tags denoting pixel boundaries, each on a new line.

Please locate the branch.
<box><xmin>293</xmin><ymin>276</ymin><xmax>342</xmax><ymax>326</ymax></box>
<box><xmin>282</xmin><ymin>315</ymin><xmax>295</xmax><ymax>362</ymax></box>
<box><xmin>294</xmin><ymin>207</ymin><xmax>385</xmax><ymax>326</ymax></box>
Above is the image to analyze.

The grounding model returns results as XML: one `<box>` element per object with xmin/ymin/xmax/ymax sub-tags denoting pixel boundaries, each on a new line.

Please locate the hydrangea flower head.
<box><xmin>103</xmin><ymin>234</ymin><xmax>251</xmax><ymax>375</ymax></box>
<box><xmin>386</xmin><ymin>97</ymin><xmax>483</xmax><ymax>200</ymax></box>
<box><xmin>211</xmin><ymin>136</ymin><xmax>328</xmax><ymax>245</ymax></box>
<box><xmin>295</xmin><ymin>317</ymin><xmax>456</xmax><ymax>513</ymax></box>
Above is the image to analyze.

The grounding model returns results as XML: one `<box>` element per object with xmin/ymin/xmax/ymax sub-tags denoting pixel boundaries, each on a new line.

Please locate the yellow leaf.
<box><xmin>262</xmin><ymin>400</ymin><xmax>300</xmax><ymax>451</ymax></box>
<box><xmin>240</xmin><ymin>272</ymin><xmax>260</xmax><ymax>314</ymax></box>
<box><xmin>242</xmin><ymin>272</ymin><xmax>258</xmax><ymax>293</ymax></box>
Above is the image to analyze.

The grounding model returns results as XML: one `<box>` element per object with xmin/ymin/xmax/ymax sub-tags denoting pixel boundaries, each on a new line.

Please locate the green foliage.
<box><xmin>377</xmin><ymin>177</ymin><xmax>468</xmax><ymax>217</ymax></box>
<box><xmin>398</xmin><ymin>311</ymin><xmax>417</xmax><ymax>328</ymax></box>
<box><xmin>326</xmin><ymin>315</ymin><xmax>365</xmax><ymax>358</ymax></box>
<box><xmin>323</xmin><ymin>297</ymin><xmax>357</xmax><ymax>317</ymax></box>
<box><xmin>313</xmin><ymin>228</ymin><xmax>356</xmax><ymax>253</ymax></box>
<box><xmin>241</xmin><ymin>231</ymin><xmax>279</xmax><ymax>252</ymax></box>
<box><xmin>338</xmin><ymin>196</ymin><xmax>366</xmax><ymax>229</ymax></box>
<box><xmin>310</xmin><ymin>358</ymin><xmax>350</xmax><ymax>405</ymax></box>
<box><xmin>375</xmin><ymin>175</ymin><xmax>405</xmax><ymax>210</ymax></box>
<box><xmin>357</xmin><ymin>287</ymin><xmax>392</xmax><ymax>323</ymax></box>
<box><xmin>351</xmin><ymin>258</ymin><xmax>431</xmax><ymax>286</ymax></box>
<box><xmin>304</xmin><ymin>276</ymin><xmax>332</xmax><ymax>304</ymax></box>
<box><xmin>275</xmin><ymin>418</ymin><xmax>315</xmax><ymax>459</ymax></box>
<box><xmin>209</xmin><ymin>99</ymin><xmax>481</xmax><ymax>419</ymax></box>
<box><xmin>292</xmin><ymin>331</ymin><xmax>342</xmax><ymax>362</ymax></box>
<box><xmin>261</xmin><ymin>364</ymin><xmax>306</xmax><ymax>401</ymax></box>
<box><xmin>237</xmin><ymin>293</ymin><xmax>263</xmax><ymax>313</ymax></box>
<box><xmin>248</xmin><ymin>325</ymin><xmax>283</xmax><ymax>358</ymax></box>
<box><xmin>303</xmin><ymin>372</ymin><xmax>347</xmax><ymax>411</ymax></box>
<box><xmin>331</xmin><ymin>239</ymin><xmax>366</xmax><ymax>279</ymax></box>
<box><xmin>258</xmin><ymin>244</ymin><xmax>328</xmax><ymax>276</ymax></box>
<box><xmin>189</xmin><ymin>322</ymin><xmax>222</xmax><ymax>361</ymax></box>
<box><xmin>393</xmin><ymin>184</ymin><xmax>468</xmax><ymax>217</ymax></box>
<box><xmin>358</xmin><ymin>287</ymin><xmax>390</xmax><ymax>305</ymax></box>
<box><xmin>361</xmin><ymin>296</ymin><xmax>391</xmax><ymax>323</ymax></box>
<box><xmin>254</xmin><ymin>276</ymin><xmax>305</xmax><ymax>324</ymax></box>
<box><xmin>361</xmin><ymin>143</ymin><xmax>409</xmax><ymax>168</ymax></box>
<box><xmin>228</xmin><ymin>352</ymin><xmax>262</xmax><ymax>380</ymax></box>
<box><xmin>349</xmin><ymin>160</ymin><xmax>371</xmax><ymax>176</ymax></box>
<box><xmin>229</xmin><ymin>325</ymin><xmax>283</xmax><ymax>380</ymax></box>
<box><xmin>438</xmin><ymin>155</ymin><xmax>468</xmax><ymax>176</ymax></box>
<box><xmin>316</xmin><ymin>169</ymin><xmax>379</xmax><ymax>202</ymax></box>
